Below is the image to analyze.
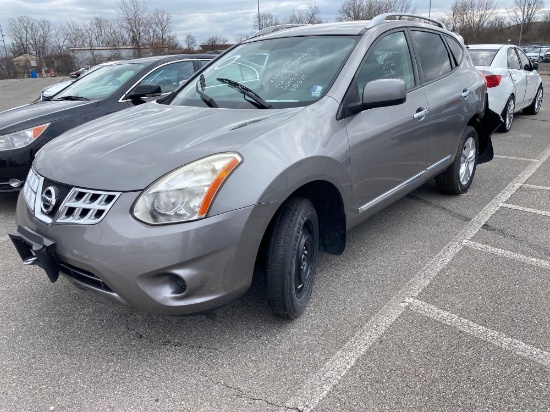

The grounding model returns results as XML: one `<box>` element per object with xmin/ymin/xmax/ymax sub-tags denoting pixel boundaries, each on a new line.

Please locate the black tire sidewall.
<box><xmin>265</xmin><ymin>198</ymin><xmax>319</xmax><ymax>318</ymax></box>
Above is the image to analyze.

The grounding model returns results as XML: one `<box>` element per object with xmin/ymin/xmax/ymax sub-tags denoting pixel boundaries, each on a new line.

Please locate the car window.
<box><xmin>516</xmin><ymin>48</ymin><xmax>532</xmax><ymax>70</ymax></box>
<box><xmin>171</xmin><ymin>36</ymin><xmax>358</xmax><ymax>109</ymax></box>
<box><xmin>467</xmin><ymin>49</ymin><xmax>498</xmax><ymax>66</ymax></box>
<box><xmin>507</xmin><ymin>48</ymin><xmax>521</xmax><ymax>70</ymax></box>
<box><xmin>137</xmin><ymin>61</ymin><xmax>195</xmax><ymax>93</ymax></box>
<box><xmin>356</xmin><ymin>31</ymin><xmax>415</xmax><ymax>92</ymax></box>
<box><xmin>55</xmin><ymin>63</ymin><xmax>145</xmax><ymax>100</ymax></box>
<box><xmin>444</xmin><ymin>35</ymin><xmax>464</xmax><ymax>66</ymax></box>
<box><xmin>410</xmin><ymin>31</ymin><xmax>452</xmax><ymax>83</ymax></box>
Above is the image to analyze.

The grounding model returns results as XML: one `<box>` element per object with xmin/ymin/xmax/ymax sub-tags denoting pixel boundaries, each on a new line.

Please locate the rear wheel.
<box><xmin>523</xmin><ymin>86</ymin><xmax>543</xmax><ymax>115</ymax></box>
<box><xmin>436</xmin><ymin>126</ymin><xmax>478</xmax><ymax>195</ymax></box>
<box><xmin>265</xmin><ymin>198</ymin><xmax>319</xmax><ymax>319</ymax></box>
<box><xmin>499</xmin><ymin>95</ymin><xmax>515</xmax><ymax>133</ymax></box>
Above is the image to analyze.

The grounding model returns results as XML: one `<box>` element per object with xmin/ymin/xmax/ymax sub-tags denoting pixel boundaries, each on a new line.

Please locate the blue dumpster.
<box><xmin>30</xmin><ymin>71</ymin><xmax>37</xmax><ymax>78</ymax></box>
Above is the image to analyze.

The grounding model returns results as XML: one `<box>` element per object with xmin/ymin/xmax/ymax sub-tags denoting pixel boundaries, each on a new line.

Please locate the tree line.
<box><xmin>3</xmin><ymin>0</ymin><xmax>550</xmax><ymax>69</ymax></box>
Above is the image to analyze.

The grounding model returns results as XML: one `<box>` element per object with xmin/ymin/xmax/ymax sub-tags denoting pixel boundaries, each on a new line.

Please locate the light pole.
<box><xmin>429</xmin><ymin>0</ymin><xmax>432</xmax><ymax>18</ymax></box>
<box><xmin>257</xmin><ymin>0</ymin><xmax>261</xmax><ymax>31</ymax></box>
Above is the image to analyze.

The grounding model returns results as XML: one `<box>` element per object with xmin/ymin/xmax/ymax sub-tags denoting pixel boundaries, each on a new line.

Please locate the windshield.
<box><xmin>171</xmin><ymin>36</ymin><xmax>358</xmax><ymax>109</ymax></box>
<box><xmin>55</xmin><ymin>63</ymin><xmax>145</xmax><ymax>100</ymax></box>
<box><xmin>468</xmin><ymin>49</ymin><xmax>498</xmax><ymax>66</ymax></box>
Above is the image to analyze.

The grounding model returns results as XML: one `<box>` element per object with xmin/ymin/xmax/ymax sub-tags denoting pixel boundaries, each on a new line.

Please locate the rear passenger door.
<box><xmin>507</xmin><ymin>48</ymin><xmax>527</xmax><ymax>107</ymax></box>
<box><xmin>409</xmin><ymin>30</ymin><xmax>471</xmax><ymax>167</ymax></box>
<box><xmin>516</xmin><ymin>48</ymin><xmax>538</xmax><ymax>108</ymax></box>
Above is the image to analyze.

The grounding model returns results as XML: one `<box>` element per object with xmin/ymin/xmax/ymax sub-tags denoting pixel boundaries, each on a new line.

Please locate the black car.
<box><xmin>0</xmin><ymin>54</ymin><xmax>214</xmax><ymax>193</ymax></box>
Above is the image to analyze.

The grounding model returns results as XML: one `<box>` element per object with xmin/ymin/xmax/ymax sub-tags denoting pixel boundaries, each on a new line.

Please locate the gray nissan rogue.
<box><xmin>10</xmin><ymin>14</ymin><xmax>497</xmax><ymax>319</ymax></box>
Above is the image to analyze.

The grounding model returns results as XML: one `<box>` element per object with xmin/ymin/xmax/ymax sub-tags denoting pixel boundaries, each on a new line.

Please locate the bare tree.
<box><xmin>8</xmin><ymin>16</ymin><xmax>32</xmax><ymax>56</ymax></box>
<box><xmin>253</xmin><ymin>12</ymin><xmax>281</xmax><ymax>31</ymax></box>
<box><xmin>117</xmin><ymin>0</ymin><xmax>150</xmax><ymax>57</ymax></box>
<box><xmin>202</xmin><ymin>36</ymin><xmax>228</xmax><ymax>52</ymax></box>
<box><xmin>446</xmin><ymin>0</ymin><xmax>497</xmax><ymax>43</ymax></box>
<box><xmin>285</xmin><ymin>3</ymin><xmax>323</xmax><ymax>24</ymax></box>
<box><xmin>336</xmin><ymin>0</ymin><xmax>414</xmax><ymax>21</ymax></box>
<box><xmin>508</xmin><ymin>0</ymin><xmax>545</xmax><ymax>41</ymax></box>
<box><xmin>148</xmin><ymin>9</ymin><xmax>175</xmax><ymax>55</ymax></box>
<box><xmin>184</xmin><ymin>34</ymin><xmax>197</xmax><ymax>52</ymax></box>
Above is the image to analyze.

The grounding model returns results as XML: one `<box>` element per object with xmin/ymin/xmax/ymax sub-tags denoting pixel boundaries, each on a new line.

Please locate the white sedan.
<box><xmin>468</xmin><ymin>44</ymin><xmax>543</xmax><ymax>132</ymax></box>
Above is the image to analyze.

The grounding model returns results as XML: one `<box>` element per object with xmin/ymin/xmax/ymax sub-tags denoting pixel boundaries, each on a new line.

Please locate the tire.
<box><xmin>265</xmin><ymin>197</ymin><xmax>319</xmax><ymax>319</ymax></box>
<box><xmin>523</xmin><ymin>86</ymin><xmax>543</xmax><ymax>115</ymax></box>
<box><xmin>499</xmin><ymin>95</ymin><xmax>515</xmax><ymax>133</ymax></box>
<box><xmin>435</xmin><ymin>126</ymin><xmax>478</xmax><ymax>195</ymax></box>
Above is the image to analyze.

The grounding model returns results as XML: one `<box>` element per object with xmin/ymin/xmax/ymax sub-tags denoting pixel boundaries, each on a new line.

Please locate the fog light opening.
<box><xmin>173</xmin><ymin>275</ymin><xmax>187</xmax><ymax>294</ymax></box>
<box><xmin>9</xmin><ymin>179</ymin><xmax>23</xmax><ymax>188</ymax></box>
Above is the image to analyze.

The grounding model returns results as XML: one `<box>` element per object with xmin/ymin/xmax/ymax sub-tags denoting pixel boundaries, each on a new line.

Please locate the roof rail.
<box><xmin>247</xmin><ymin>24</ymin><xmax>310</xmax><ymax>40</ymax></box>
<box><xmin>368</xmin><ymin>13</ymin><xmax>447</xmax><ymax>30</ymax></box>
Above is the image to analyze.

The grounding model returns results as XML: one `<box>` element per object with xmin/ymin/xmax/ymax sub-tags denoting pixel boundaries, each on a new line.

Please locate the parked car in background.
<box><xmin>39</xmin><ymin>61</ymin><xmax>123</xmax><ymax>101</ymax></box>
<box><xmin>468</xmin><ymin>44</ymin><xmax>543</xmax><ymax>132</ymax></box>
<box><xmin>10</xmin><ymin>14</ymin><xmax>498</xmax><ymax>319</ymax></box>
<box><xmin>544</xmin><ymin>49</ymin><xmax>550</xmax><ymax>62</ymax></box>
<box><xmin>68</xmin><ymin>67</ymin><xmax>90</xmax><ymax>78</ymax></box>
<box><xmin>0</xmin><ymin>54</ymin><xmax>214</xmax><ymax>193</ymax></box>
<box><xmin>523</xmin><ymin>45</ymin><xmax>550</xmax><ymax>63</ymax></box>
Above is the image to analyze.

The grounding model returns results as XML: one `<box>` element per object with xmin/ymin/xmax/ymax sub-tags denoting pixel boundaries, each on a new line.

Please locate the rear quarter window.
<box><xmin>445</xmin><ymin>35</ymin><xmax>464</xmax><ymax>65</ymax></box>
<box><xmin>467</xmin><ymin>49</ymin><xmax>498</xmax><ymax>66</ymax></box>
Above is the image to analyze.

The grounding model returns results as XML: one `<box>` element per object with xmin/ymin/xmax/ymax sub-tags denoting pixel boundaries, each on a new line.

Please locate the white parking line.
<box><xmin>523</xmin><ymin>184</ymin><xmax>550</xmax><ymax>191</ymax></box>
<box><xmin>463</xmin><ymin>240</ymin><xmax>550</xmax><ymax>270</ymax></box>
<box><xmin>405</xmin><ymin>298</ymin><xmax>550</xmax><ymax>368</ymax></box>
<box><xmin>494</xmin><ymin>155</ymin><xmax>537</xmax><ymax>162</ymax></box>
<box><xmin>286</xmin><ymin>142</ymin><xmax>550</xmax><ymax>412</ymax></box>
<box><xmin>0</xmin><ymin>236</ymin><xmax>9</xmax><ymax>244</ymax></box>
<box><xmin>501</xmin><ymin>203</ymin><xmax>550</xmax><ymax>217</ymax></box>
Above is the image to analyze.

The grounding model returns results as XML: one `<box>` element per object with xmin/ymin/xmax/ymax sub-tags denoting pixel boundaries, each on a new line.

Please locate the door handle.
<box><xmin>461</xmin><ymin>89</ymin><xmax>470</xmax><ymax>98</ymax></box>
<box><xmin>413</xmin><ymin>108</ymin><xmax>428</xmax><ymax>120</ymax></box>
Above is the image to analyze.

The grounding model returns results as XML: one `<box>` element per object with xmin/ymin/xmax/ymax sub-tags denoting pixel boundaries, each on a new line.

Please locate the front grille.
<box><xmin>55</xmin><ymin>188</ymin><xmax>120</xmax><ymax>225</ymax></box>
<box><xmin>41</xmin><ymin>178</ymin><xmax>73</xmax><ymax>217</ymax></box>
<box><xmin>58</xmin><ymin>262</ymin><xmax>114</xmax><ymax>293</ymax></box>
<box><xmin>34</xmin><ymin>172</ymin><xmax>121</xmax><ymax>225</ymax></box>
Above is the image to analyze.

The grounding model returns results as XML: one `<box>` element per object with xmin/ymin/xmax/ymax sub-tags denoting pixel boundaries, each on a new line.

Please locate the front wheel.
<box><xmin>265</xmin><ymin>198</ymin><xmax>319</xmax><ymax>319</ymax></box>
<box><xmin>499</xmin><ymin>96</ymin><xmax>515</xmax><ymax>133</ymax></box>
<box><xmin>523</xmin><ymin>86</ymin><xmax>543</xmax><ymax>115</ymax></box>
<box><xmin>436</xmin><ymin>126</ymin><xmax>478</xmax><ymax>195</ymax></box>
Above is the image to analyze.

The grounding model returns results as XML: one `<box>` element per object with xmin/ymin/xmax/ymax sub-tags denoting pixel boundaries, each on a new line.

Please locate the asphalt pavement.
<box><xmin>0</xmin><ymin>77</ymin><xmax>549</xmax><ymax>411</ymax></box>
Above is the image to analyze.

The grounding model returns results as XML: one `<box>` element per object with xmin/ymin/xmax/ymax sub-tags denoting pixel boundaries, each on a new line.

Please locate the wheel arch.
<box><xmin>256</xmin><ymin>179</ymin><xmax>347</xmax><ymax>277</ymax></box>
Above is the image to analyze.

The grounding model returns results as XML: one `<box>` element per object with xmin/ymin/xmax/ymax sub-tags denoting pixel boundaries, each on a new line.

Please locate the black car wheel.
<box><xmin>436</xmin><ymin>126</ymin><xmax>479</xmax><ymax>195</ymax></box>
<box><xmin>265</xmin><ymin>197</ymin><xmax>319</xmax><ymax>319</ymax></box>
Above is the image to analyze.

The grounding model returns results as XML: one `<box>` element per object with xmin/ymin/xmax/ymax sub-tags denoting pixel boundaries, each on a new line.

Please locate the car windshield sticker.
<box><xmin>311</xmin><ymin>85</ymin><xmax>323</xmax><ymax>97</ymax></box>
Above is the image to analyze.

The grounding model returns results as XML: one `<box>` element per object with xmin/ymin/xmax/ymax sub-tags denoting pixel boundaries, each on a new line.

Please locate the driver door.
<box><xmin>346</xmin><ymin>31</ymin><xmax>430</xmax><ymax>211</ymax></box>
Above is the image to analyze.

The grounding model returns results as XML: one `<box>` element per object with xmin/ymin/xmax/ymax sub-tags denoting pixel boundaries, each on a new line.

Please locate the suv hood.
<box><xmin>0</xmin><ymin>100</ymin><xmax>97</xmax><ymax>134</ymax></box>
<box><xmin>35</xmin><ymin>102</ymin><xmax>301</xmax><ymax>191</ymax></box>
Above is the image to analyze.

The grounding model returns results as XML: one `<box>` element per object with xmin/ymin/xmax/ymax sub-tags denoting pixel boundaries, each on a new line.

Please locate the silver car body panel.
<box><xmin>14</xmin><ymin>18</ymin><xmax>488</xmax><ymax>315</ymax></box>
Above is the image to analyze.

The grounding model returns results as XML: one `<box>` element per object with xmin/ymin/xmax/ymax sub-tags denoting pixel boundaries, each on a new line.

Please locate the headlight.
<box><xmin>132</xmin><ymin>153</ymin><xmax>242</xmax><ymax>224</ymax></box>
<box><xmin>0</xmin><ymin>124</ymin><xmax>50</xmax><ymax>151</ymax></box>
<box><xmin>23</xmin><ymin>168</ymin><xmax>41</xmax><ymax>211</ymax></box>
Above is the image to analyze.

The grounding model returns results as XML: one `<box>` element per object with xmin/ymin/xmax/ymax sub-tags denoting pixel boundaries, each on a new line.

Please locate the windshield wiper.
<box><xmin>216</xmin><ymin>78</ymin><xmax>272</xmax><ymax>109</ymax></box>
<box><xmin>195</xmin><ymin>78</ymin><xmax>218</xmax><ymax>108</ymax></box>
<box><xmin>55</xmin><ymin>96</ymin><xmax>90</xmax><ymax>101</ymax></box>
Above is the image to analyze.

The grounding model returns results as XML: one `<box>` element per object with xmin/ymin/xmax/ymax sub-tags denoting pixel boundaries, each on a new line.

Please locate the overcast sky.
<box><xmin>0</xmin><ymin>0</ymin><xmax>531</xmax><ymax>47</ymax></box>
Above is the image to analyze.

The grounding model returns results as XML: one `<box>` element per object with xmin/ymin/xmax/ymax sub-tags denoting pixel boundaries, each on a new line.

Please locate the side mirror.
<box><xmin>126</xmin><ymin>84</ymin><xmax>162</xmax><ymax>100</ymax></box>
<box><xmin>348</xmin><ymin>79</ymin><xmax>407</xmax><ymax>114</ymax></box>
<box><xmin>532</xmin><ymin>62</ymin><xmax>539</xmax><ymax>71</ymax></box>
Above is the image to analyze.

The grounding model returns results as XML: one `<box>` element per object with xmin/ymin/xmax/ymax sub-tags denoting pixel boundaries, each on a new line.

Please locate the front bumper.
<box><xmin>13</xmin><ymin>192</ymin><xmax>279</xmax><ymax>315</ymax></box>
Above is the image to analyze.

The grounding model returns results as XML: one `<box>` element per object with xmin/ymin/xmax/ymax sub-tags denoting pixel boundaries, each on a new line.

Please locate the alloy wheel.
<box><xmin>459</xmin><ymin>136</ymin><xmax>476</xmax><ymax>186</ymax></box>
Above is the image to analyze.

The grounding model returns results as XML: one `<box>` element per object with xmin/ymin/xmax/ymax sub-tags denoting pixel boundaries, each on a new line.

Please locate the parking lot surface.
<box><xmin>1</xmin><ymin>77</ymin><xmax>549</xmax><ymax>411</ymax></box>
